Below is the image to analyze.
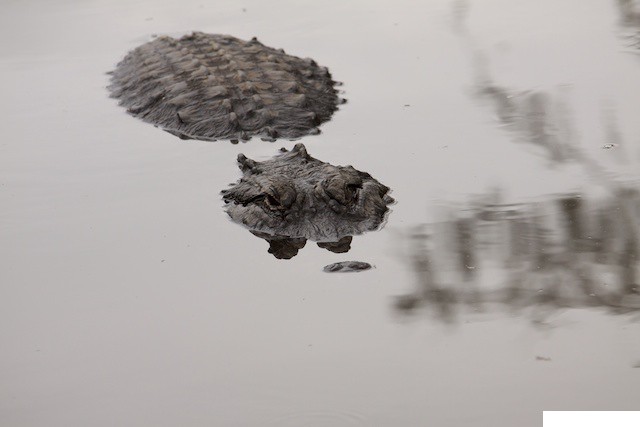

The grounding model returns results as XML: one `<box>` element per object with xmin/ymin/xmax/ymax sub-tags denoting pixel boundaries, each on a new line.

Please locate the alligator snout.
<box><xmin>223</xmin><ymin>144</ymin><xmax>393</xmax><ymax>242</ymax></box>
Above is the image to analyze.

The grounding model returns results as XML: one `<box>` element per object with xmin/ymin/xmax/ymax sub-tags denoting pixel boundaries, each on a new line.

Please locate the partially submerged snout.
<box><xmin>222</xmin><ymin>143</ymin><xmax>394</xmax><ymax>241</ymax></box>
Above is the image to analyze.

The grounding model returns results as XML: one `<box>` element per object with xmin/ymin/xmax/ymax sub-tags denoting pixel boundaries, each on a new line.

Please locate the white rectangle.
<box><xmin>544</xmin><ymin>411</ymin><xmax>640</xmax><ymax>427</ymax></box>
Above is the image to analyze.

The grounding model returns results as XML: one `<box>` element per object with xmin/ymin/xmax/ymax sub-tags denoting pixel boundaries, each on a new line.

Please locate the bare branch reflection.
<box><xmin>398</xmin><ymin>1</ymin><xmax>640</xmax><ymax>324</ymax></box>
<box><xmin>464</xmin><ymin>2</ymin><xmax>638</xmax><ymax>181</ymax></box>
<box><xmin>395</xmin><ymin>190</ymin><xmax>640</xmax><ymax>324</ymax></box>
<box><xmin>474</xmin><ymin>66</ymin><xmax>583</xmax><ymax>166</ymax></box>
<box><xmin>616</xmin><ymin>0</ymin><xmax>640</xmax><ymax>49</ymax></box>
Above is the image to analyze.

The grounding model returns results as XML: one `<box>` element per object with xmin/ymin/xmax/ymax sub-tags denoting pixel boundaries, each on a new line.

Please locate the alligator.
<box><xmin>221</xmin><ymin>143</ymin><xmax>394</xmax><ymax>259</ymax></box>
<box><xmin>108</xmin><ymin>32</ymin><xmax>343</xmax><ymax>142</ymax></box>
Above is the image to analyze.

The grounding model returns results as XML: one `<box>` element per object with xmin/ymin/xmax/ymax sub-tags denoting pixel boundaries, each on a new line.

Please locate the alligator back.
<box><xmin>109</xmin><ymin>32</ymin><xmax>342</xmax><ymax>142</ymax></box>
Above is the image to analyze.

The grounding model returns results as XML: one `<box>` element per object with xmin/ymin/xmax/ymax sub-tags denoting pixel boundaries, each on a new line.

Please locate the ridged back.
<box><xmin>109</xmin><ymin>32</ymin><xmax>341</xmax><ymax>142</ymax></box>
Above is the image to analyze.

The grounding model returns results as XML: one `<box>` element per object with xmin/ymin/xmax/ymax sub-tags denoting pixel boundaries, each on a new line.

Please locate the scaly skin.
<box><xmin>221</xmin><ymin>144</ymin><xmax>394</xmax><ymax>258</ymax></box>
<box><xmin>109</xmin><ymin>32</ymin><xmax>342</xmax><ymax>142</ymax></box>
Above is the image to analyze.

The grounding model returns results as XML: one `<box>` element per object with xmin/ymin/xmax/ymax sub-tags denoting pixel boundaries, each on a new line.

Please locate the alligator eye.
<box><xmin>265</xmin><ymin>194</ymin><xmax>280</xmax><ymax>208</ymax></box>
<box><xmin>345</xmin><ymin>183</ymin><xmax>361</xmax><ymax>201</ymax></box>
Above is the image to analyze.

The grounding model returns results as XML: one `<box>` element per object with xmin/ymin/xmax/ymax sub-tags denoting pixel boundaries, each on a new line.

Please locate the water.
<box><xmin>1</xmin><ymin>0</ymin><xmax>639</xmax><ymax>426</ymax></box>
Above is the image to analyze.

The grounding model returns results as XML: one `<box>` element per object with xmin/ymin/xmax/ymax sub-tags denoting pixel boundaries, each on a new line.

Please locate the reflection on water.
<box><xmin>616</xmin><ymin>0</ymin><xmax>640</xmax><ymax>48</ymax></box>
<box><xmin>394</xmin><ymin>0</ymin><xmax>639</xmax><ymax>324</ymax></box>
<box><xmin>473</xmin><ymin>71</ymin><xmax>636</xmax><ymax>181</ymax></box>
<box><xmin>475</xmin><ymin>85</ymin><xmax>574</xmax><ymax>164</ymax></box>
<box><xmin>617</xmin><ymin>0</ymin><xmax>640</xmax><ymax>23</ymax></box>
<box><xmin>471</xmin><ymin>49</ymin><xmax>629</xmax><ymax>186</ymax></box>
<box><xmin>463</xmin><ymin>0</ymin><xmax>638</xmax><ymax>185</ymax></box>
<box><xmin>250</xmin><ymin>231</ymin><xmax>353</xmax><ymax>259</ymax></box>
<box><xmin>451</xmin><ymin>0</ymin><xmax>470</xmax><ymax>34</ymax></box>
<box><xmin>396</xmin><ymin>188</ymin><xmax>640</xmax><ymax>323</ymax></box>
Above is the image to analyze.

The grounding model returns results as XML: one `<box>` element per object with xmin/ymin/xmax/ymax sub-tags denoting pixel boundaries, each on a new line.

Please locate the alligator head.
<box><xmin>221</xmin><ymin>143</ymin><xmax>394</xmax><ymax>257</ymax></box>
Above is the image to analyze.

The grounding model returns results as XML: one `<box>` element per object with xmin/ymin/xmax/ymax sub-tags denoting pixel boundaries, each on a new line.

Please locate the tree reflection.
<box><xmin>411</xmin><ymin>1</ymin><xmax>640</xmax><ymax>323</ymax></box>
<box><xmin>395</xmin><ymin>189</ymin><xmax>640</xmax><ymax>323</ymax></box>
<box><xmin>616</xmin><ymin>0</ymin><xmax>640</xmax><ymax>48</ymax></box>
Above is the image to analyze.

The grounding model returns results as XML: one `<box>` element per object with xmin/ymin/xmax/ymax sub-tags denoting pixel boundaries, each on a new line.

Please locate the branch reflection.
<box><xmin>395</xmin><ymin>189</ymin><xmax>640</xmax><ymax>324</ymax></box>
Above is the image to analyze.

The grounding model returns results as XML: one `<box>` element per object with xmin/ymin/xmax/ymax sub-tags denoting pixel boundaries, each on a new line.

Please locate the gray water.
<box><xmin>1</xmin><ymin>0</ymin><xmax>639</xmax><ymax>426</ymax></box>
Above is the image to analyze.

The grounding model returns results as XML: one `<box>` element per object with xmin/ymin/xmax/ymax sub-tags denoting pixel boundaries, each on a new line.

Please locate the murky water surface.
<box><xmin>1</xmin><ymin>0</ymin><xmax>639</xmax><ymax>425</ymax></box>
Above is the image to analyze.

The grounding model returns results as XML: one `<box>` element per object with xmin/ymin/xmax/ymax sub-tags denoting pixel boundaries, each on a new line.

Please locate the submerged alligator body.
<box><xmin>108</xmin><ymin>32</ymin><xmax>342</xmax><ymax>142</ymax></box>
<box><xmin>222</xmin><ymin>144</ymin><xmax>394</xmax><ymax>258</ymax></box>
